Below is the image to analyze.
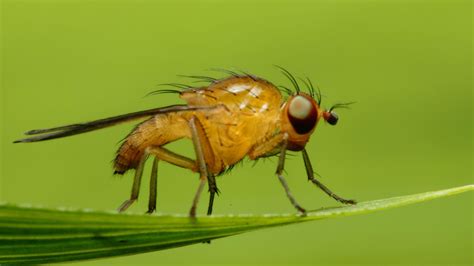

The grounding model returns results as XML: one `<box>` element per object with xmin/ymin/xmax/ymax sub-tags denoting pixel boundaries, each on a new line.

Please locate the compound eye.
<box><xmin>288</xmin><ymin>96</ymin><xmax>318</xmax><ymax>134</ymax></box>
<box><xmin>323</xmin><ymin>111</ymin><xmax>339</xmax><ymax>125</ymax></box>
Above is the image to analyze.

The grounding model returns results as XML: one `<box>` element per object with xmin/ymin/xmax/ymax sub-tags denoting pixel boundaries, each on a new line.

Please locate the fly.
<box><xmin>14</xmin><ymin>67</ymin><xmax>356</xmax><ymax>217</ymax></box>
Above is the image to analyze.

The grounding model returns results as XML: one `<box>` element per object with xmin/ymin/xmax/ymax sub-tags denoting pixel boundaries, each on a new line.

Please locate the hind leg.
<box><xmin>117</xmin><ymin>116</ymin><xmax>215</xmax><ymax>217</ymax></box>
<box><xmin>118</xmin><ymin>146</ymin><xmax>198</xmax><ymax>213</ymax></box>
<box><xmin>117</xmin><ymin>153</ymin><xmax>148</xmax><ymax>212</ymax></box>
<box><xmin>145</xmin><ymin>146</ymin><xmax>198</xmax><ymax>213</ymax></box>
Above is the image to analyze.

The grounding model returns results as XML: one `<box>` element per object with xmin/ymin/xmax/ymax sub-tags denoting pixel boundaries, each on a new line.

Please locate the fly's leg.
<box><xmin>118</xmin><ymin>153</ymin><xmax>148</xmax><ymax>212</ymax></box>
<box><xmin>145</xmin><ymin>146</ymin><xmax>199</xmax><ymax>213</ymax></box>
<box><xmin>146</xmin><ymin>157</ymin><xmax>159</xmax><ymax>214</ymax></box>
<box><xmin>188</xmin><ymin>115</ymin><xmax>218</xmax><ymax>216</ymax></box>
<box><xmin>188</xmin><ymin>117</ymin><xmax>218</xmax><ymax>216</ymax></box>
<box><xmin>207</xmin><ymin>174</ymin><xmax>218</xmax><ymax>215</ymax></box>
<box><xmin>140</xmin><ymin>144</ymin><xmax>218</xmax><ymax>217</ymax></box>
<box><xmin>248</xmin><ymin>134</ymin><xmax>284</xmax><ymax>160</ymax></box>
<box><xmin>120</xmin><ymin>146</ymin><xmax>198</xmax><ymax>214</ymax></box>
<box><xmin>276</xmin><ymin>134</ymin><xmax>306</xmax><ymax>214</ymax></box>
<box><xmin>204</xmin><ymin>174</ymin><xmax>218</xmax><ymax>244</ymax></box>
<box><xmin>147</xmin><ymin>146</ymin><xmax>197</xmax><ymax>172</ymax></box>
<box><xmin>248</xmin><ymin>133</ymin><xmax>305</xmax><ymax>213</ymax></box>
<box><xmin>188</xmin><ymin>116</ymin><xmax>213</xmax><ymax>218</ymax></box>
<box><xmin>302</xmin><ymin>149</ymin><xmax>356</xmax><ymax>205</ymax></box>
<box><xmin>190</xmin><ymin>178</ymin><xmax>206</xmax><ymax>218</ymax></box>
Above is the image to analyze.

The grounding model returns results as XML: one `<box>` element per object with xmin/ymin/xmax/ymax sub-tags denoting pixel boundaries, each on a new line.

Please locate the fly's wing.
<box><xmin>14</xmin><ymin>104</ymin><xmax>218</xmax><ymax>143</ymax></box>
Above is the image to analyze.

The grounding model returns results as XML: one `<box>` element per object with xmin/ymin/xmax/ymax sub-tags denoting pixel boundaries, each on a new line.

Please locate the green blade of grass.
<box><xmin>0</xmin><ymin>184</ymin><xmax>472</xmax><ymax>264</ymax></box>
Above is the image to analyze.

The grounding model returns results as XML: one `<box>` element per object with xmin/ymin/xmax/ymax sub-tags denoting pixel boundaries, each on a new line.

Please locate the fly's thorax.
<box><xmin>180</xmin><ymin>76</ymin><xmax>282</xmax><ymax>114</ymax></box>
<box><xmin>280</xmin><ymin>93</ymin><xmax>321</xmax><ymax>151</ymax></box>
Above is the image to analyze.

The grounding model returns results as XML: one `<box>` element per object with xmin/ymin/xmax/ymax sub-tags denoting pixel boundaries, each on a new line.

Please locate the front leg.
<box><xmin>302</xmin><ymin>149</ymin><xmax>356</xmax><ymax>205</ymax></box>
<box><xmin>248</xmin><ymin>133</ymin><xmax>305</xmax><ymax>213</ymax></box>
<box><xmin>248</xmin><ymin>133</ymin><xmax>285</xmax><ymax>160</ymax></box>
<box><xmin>275</xmin><ymin>134</ymin><xmax>306</xmax><ymax>214</ymax></box>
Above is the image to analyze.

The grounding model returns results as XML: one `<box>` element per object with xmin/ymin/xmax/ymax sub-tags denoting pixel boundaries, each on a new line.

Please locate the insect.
<box><xmin>14</xmin><ymin>67</ymin><xmax>356</xmax><ymax>217</ymax></box>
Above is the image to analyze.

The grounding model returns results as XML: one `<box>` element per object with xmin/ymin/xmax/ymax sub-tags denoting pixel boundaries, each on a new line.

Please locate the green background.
<box><xmin>1</xmin><ymin>0</ymin><xmax>472</xmax><ymax>265</ymax></box>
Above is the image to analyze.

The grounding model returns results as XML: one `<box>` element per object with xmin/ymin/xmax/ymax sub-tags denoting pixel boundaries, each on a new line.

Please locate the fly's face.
<box><xmin>281</xmin><ymin>92</ymin><xmax>341</xmax><ymax>151</ymax></box>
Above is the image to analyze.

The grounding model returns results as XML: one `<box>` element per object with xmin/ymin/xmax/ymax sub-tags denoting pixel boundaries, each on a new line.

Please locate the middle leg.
<box><xmin>146</xmin><ymin>157</ymin><xmax>159</xmax><ymax>214</ymax></box>
<box><xmin>188</xmin><ymin>116</ymin><xmax>215</xmax><ymax>217</ymax></box>
<box><xmin>207</xmin><ymin>174</ymin><xmax>219</xmax><ymax>215</ymax></box>
<box><xmin>248</xmin><ymin>133</ymin><xmax>305</xmax><ymax>213</ymax></box>
<box><xmin>276</xmin><ymin>134</ymin><xmax>306</xmax><ymax>214</ymax></box>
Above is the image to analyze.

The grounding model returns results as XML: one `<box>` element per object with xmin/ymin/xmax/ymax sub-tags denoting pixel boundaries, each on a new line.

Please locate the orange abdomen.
<box><xmin>114</xmin><ymin>112</ymin><xmax>191</xmax><ymax>174</ymax></box>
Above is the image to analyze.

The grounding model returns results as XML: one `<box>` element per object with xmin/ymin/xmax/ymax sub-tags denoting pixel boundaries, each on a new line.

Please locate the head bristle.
<box><xmin>329</xmin><ymin>102</ymin><xmax>356</xmax><ymax>112</ymax></box>
<box><xmin>298</xmin><ymin>77</ymin><xmax>316</xmax><ymax>99</ymax></box>
<box><xmin>274</xmin><ymin>65</ymin><xmax>300</xmax><ymax>93</ymax></box>
<box><xmin>277</xmin><ymin>85</ymin><xmax>293</xmax><ymax>96</ymax></box>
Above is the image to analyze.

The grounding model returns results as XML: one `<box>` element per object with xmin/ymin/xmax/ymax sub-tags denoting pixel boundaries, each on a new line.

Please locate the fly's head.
<box><xmin>281</xmin><ymin>93</ymin><xmax>350</xmax><ymax>151</ymax></box>
<box><xmin>280</xmin><ymin>93</ymin><xmax>314</xmax><ymax>150</ymax></box>
<box><xmin>275</xmin><ymin>66</ymin><xmax>353</xmax><ymax>151</ymax></box>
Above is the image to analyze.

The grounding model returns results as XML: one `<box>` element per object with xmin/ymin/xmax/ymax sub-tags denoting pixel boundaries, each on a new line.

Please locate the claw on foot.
<box><xmin>340</xmin><ymin>198</ymin><xmax>357</xmax><ymax>205</ymax></box>
<box><xmin>117</xmin><ymin>199</ymin><xmax>135</xmax><ymax>213</ymax></box>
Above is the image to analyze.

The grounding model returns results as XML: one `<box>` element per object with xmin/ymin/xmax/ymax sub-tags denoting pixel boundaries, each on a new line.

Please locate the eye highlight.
<box><xmin>287</xmin><ymin>95</ymin><xmax>318</xmax><ymax>134</ymax></box>
<box><xmin>288</xmin><ymin>96</ymin><xmax>312</xmax><ymax>119</ymax></box>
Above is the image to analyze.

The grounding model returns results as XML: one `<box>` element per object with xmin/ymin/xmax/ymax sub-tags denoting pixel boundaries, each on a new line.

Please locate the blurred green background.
<box><xmin>1</xmin><ymin>0</ymin><xmax>472</xmax><ymax>264</ymax></box>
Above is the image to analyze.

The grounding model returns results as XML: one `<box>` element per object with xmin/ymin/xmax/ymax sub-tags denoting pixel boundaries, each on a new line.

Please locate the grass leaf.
<box><xmin>0</xmin><ymin>184</ymin><xmax>472</xmax><ymax>264</ymax></box>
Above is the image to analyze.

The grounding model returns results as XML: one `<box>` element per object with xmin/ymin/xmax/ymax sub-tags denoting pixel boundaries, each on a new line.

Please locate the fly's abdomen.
<box><xmin>114</xmin><ymin>112</ymin><xmax>191</xmax><ymax>174</ymax></box>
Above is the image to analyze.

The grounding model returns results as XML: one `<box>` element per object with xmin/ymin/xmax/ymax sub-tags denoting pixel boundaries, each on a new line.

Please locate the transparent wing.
<box><xmin>14</xmin><ymin>104</ymin><xmax>217</xmax><ymax>143</ymax></box>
